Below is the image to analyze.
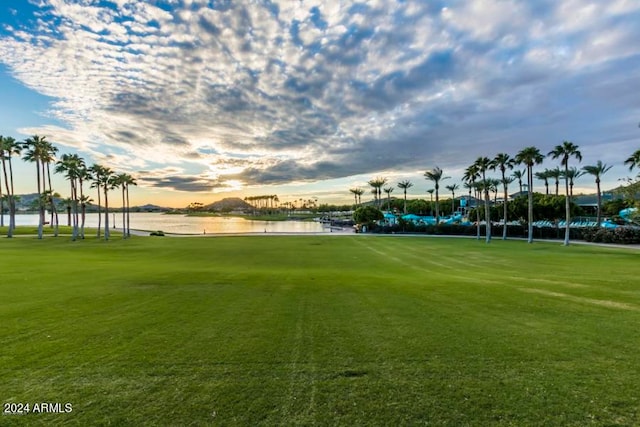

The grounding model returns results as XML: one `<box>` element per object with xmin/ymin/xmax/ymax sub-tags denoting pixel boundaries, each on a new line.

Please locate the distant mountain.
<box><xmin>205</xmin><ymin>197</ymin><xmax>253</xmax><ymax>212</ymax></box>
<box><xmin>132</xmin><ymin>204</ymin><xmax>170</xmax><ymax>212</ymax></box>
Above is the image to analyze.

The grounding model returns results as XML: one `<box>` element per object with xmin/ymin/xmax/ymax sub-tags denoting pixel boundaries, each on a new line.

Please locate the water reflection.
<box><xmin>11</xmin><ymin>212</ymin><xmax>331</xmax><ymax>234</ymax></box>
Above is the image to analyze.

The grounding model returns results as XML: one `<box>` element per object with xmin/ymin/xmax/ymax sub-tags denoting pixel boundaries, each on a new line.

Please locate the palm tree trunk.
<box><xmin>71</xmin><ymin>180</ymin><xmax>78</xmax><ymax>241</ymax></box>
<box><xmin>96</xmin><ymin>188</ymin><xmax>102</xmax><ymax>238</ymax></box>
<box><xmin>564</xmin><ymin>166</ymin><xmax>570</xmax><ymax>246</ymax></box>
<box><xmin>46</xmin><ymin>162</ymin><xmax>59</xmax><ymax>236</ymax></box>
<box><xmin>104</xmin><ymin>186</ymin><xmax>110</xmax><ymax>240</ymax></box>
<box><xmin>121</xmin><ymin>186</ymin><xmax>126</xmax><ymax>238</ymax></box>
<box><xmin>126</xmin><ymin>184</ymin><xmax>131</xmax><ymax>238</ymax></box>
<box><xmin>1</xmin><ymin>157</ymin><xmax>9</xmax><ymax>230</ymax></box>
<box><xmin>595</xmin><ymin>178</ymin><xmax>602</xmax><ymax>227</ymax></box>
<box><xmin>527</xmin><ymin>167</ymin><xmax>533</xmax><ymax>244</ymax></box>
<box><xmin>8</xmin><ymin>157</ymin><xmax>16</xmax><ymax>236</ymax></box>
<box><xmin>435</xmin><ymin>187</ymin><xmax>439</xmax><ymax>225</ymax></box>
<box><xmin>36</xmin><ymin>160</ymin><xmax>43</xmax><ymax>239</ymax></box>
<box><xmin>79</xmin><ymin>178</ymin><xmax>85</xmax><ymax>239</ymax></box>
<box><xmin>503</xmin><ymin>183</ymin><xmax>508</xmax><ymax>240</ymax></box>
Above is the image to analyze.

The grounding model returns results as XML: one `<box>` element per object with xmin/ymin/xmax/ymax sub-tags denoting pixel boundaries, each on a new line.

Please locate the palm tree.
<box><xmin>101</xmin><ymin>167</ymin><xmax>117</xmax><ymax>240</ymax></box>
<box><xmin>424</xmin><ymin>167</ymin><xmax>449</xmax><ymax>224</ymax></box>
<box><xmin>582</xmin><ymin>161</ymin><xmax>612</xmax><ymax>227</ymax></box>
<box><xmin>88</xmin><ymin>164</ymin><xmax>107</xmax><ymax>238</ymax></box>
<box><xmin>512</xmin><ymin>169</ymin><xmax>525</xmax><ymax>194</ymax></box>
<box><xmin>491</xmin><ymin>153</ymin><xmax>515</xmax><ymax>240</ymax></box>
<box><xmin>515</xmin><ymin>146</ymin><xmax>545</xmax><ymax>243</ymax></box>
<box><xmin>124</xmin><ymin>174</ymin><xmax>137</xmax><ymax>237</ymax></box>
<box><xmin>549</xmin><ymin>141</ymin><xmax>582</xmax><ymax>246</ymax></box>
<box><xmin>563</xmin><ymin>167</ymin><xmax>583</xmax><ymax>199</ymax></box>
<box><xmin>0</xmin><ymin>136</ymin><xmax>21</xmax><ymax>237</ymax></box>
<box><xmin>426</xmin><ymin>189</ymin><xmax>435</xmax><ymax>216</ymax></box>
<box><xmin>548</xmin><ymin>167</ymin><xmax>562</xmax><ymax>196</ymax></box>
<box><xmin>368</xmin><ymin>177</ymin><xmax>387</xmax><ymax>209</ymax></box>
<box><xmin>55</xmin><ymin>154</ymin><xmax>83</xmax><ymax>240</ymax></box>
<box><xmin>445</xmin><ymin>183</ymin><xmax>459</xmax><ymax>215</ymax></box>
<box><xmin>383</xmin><ymin>187</ymin><xmax>394</xmax><ymax>211</ymax></box>
<box><xmin>349</xmin><ymin>188</ymin><xmax>360</xmax><ymax>207</ymax></box>
<box><xmin>112</xmin><ymin>173</ymin><xmax>137</xmax><ymax>238</ymax></box>
<box><xmin>397</xmin><ymin>180</ymin><xmax>413</xmax><ymax>214</ymax></box>
<box><xmin>463</xmin><ymin>164</ymin><xmax>481</xmax><ymax>239</ymax></box>
<box><xmin>22</xmin><ymin>135</ymin><xmax>49</xmax><ymax>239</ymax></box>
<box><xmin>535</xmin><ymin>170</ymin><xmax>551</xmax><ymax>195</ymax></box>
<box><xmin>474</xmin><ymin>157</ymin><xmax>493</xmax><ymax>243</ymax></box>
<box><xmin>624</xmin><ymin>149</ymin><xmax>640</xmax><ymax>171</ymax></box>
<box><xmin>41</xmin><ymin>140</ymin><xmax>59</xmax><ymax>236</ymax></box>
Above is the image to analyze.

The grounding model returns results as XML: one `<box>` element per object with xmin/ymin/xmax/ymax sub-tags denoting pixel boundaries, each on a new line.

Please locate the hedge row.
<box><xmin>371</xmin><ymin>223</ymin><xmax>640</xmax><ymax>244</ymax></box>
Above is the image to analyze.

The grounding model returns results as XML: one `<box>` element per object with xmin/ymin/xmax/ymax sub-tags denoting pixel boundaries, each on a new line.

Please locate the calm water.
<box><xmin>8</xmin><ymin>212</ymin><xmax>334</xmax><ymax>234</ymax></box>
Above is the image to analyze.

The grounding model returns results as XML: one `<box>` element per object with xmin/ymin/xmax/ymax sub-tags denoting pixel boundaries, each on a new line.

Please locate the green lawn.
<box><xmin>1</xmin><ymin>235</ymin><xmax>639</xmax><ymax>425</ymax></box>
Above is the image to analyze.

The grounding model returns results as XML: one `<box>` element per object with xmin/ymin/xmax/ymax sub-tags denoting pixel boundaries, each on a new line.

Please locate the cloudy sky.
<box><xmin>1</xmin><ymin>0</ymin><xmax>639</xmax><ymax>207</ymax></box>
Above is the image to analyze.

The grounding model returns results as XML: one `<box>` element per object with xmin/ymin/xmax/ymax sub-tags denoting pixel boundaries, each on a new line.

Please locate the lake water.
<box><xmin>7</xmin><ymin>212</ymin><xmax>339</xmax><ymax>234</ymax></box>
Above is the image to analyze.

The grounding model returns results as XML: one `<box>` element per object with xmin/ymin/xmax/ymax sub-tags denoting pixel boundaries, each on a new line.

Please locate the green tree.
<box><xmin>424</xmin><ymin>167</ymin><xmax>449</xmax><ymax>225</ymax></box>
<box><xmin>0</xmin><ymin>136</ymin><xmax>21</xmax><ymax>236</ymax></box>
<box><xmin>397</xmin><ymin>180</ymin><xmax>413</xmax><ymax>214</ymax></box>
<box><xmin>582</xmin><ymin>161</ymin><xmax>612</xmax><ymax>227</ymax></box>
<box><xmin>549</xmin><ymin>141</ymin><xmax>582</xmax><ymax>246</ymax></box>
<box><xmin>88</xmin><ymin>164</ymin><xmax>105</xmax><ymax>238</ymax></box>
<box><xmin>353</xmin><ymin>206</ymin><xmax>383</xmax><ymax>229</ymax></box>
<box><xmin>515</xmin><ymin>146</ymin><xmax>545</xmax><ymax>243</ymax></box>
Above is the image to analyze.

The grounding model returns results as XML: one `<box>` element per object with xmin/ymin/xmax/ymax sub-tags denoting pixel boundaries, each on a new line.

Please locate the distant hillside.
<box><xmin>205</xmin><ymin>197</ymin><xmax>253</xmax><ymax>212</ymax></box>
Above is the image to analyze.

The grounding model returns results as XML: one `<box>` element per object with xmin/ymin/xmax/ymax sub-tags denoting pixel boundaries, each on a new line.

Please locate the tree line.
<box><xmin>0</xmin><ymin>134</ymin><xmax>136</xmax><ymax>240</ymax></box>
<box><xmin>351</xmin><ymin>143</ymin><xmax>640</xmax><ymax>246</ymax></box>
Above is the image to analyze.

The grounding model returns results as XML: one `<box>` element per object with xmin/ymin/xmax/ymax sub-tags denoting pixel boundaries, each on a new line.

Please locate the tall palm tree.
<box><xmin>124</xmin><ymin>174</ymin><xmax>137</xmax><ymax>237</ymax></box>
<box><xmin>424</xmin><ymin>167</ymin><xmax>449</xmax><ymax>224</ymax></box>
<box><xmin>114</xmin><ymin>173</ymin><xmax>128</xmax><ymax>238</ymax></box>
<box><xmin>41</xmin><ymin>140</ymin><xmax>59</xmax><ymax>236</ymax></box>
<box><xmin>113</xmin><ymin>173</ymin><xmax>137</xmax><ymax>238</ymax></box>
<box><xmin>491</xmin><ymin>153</ymin><xmax>515</xmax><ymax>240</ymax></box>
<box><xmin>397</xmin><ymin>180</ymin><xmax>413</xmax><ymax>214</ymax></box>
<box><xmin>55</xmin><ymin>153</ymin><xmax>83</xmax><ymax>240</ymax></box>
<box><xmin>463</xmin><ymin>164</ymin><xmax>481</xmax><ymax>239</ymax></box>
<box><xmin>582</xmin><ymin>161</ymin><xmax>612</xmax><ymax>227</ymax></box>
<box><xmin>349</xmin><ymin>188</ymin><xmax>360</xmax><ymax>207</ymax></box>
<box><xmin>383</xmin><ymin>187</ymin><xmax>394</xmax><ymax>211</ymax></box>
<box><xmin>535</xmin><ymin>169</ymin><xmax>551</xmax><ymax>195</ymax></box>
<box><xmin>548</xmin><ymin>167</ymin><xmax>562</xmax><ymax>196</ymax></box>
<box><xmin>426</xmin><ymin>189</ymin><xmax>435</xmax><ymax>216</ymax></box>
<box><xmin>88</xmin><ymin>164</ymin><xmax>107</xmax><ymax>238</ymax></box>
<box><xmin>445</xmin><ymin>183</ymin><xmax>459</xmax><ymax>215</ymax></box>
<box><xmin>512</xmin><ymin>169</ymin><xmax>525</xmax><ymax>194</ymax></box>
<box><xmin>549</xmin><ymin>141</ymin><xmax>582</xmax><ymax>246</ymax></box>
<box><xmin>515</xmin><ymin>146</ymin><xmax>545</xmax><ymax>243</ymax></box>
<box><xmin>624</xmin><ymin>149</ymin><xmax>640</xmax><ymax>171</ymax></box>
<box><xmin>101</xmin><ymin>167</ymin><xmax>117</xmax><ymax>240</ymax></box>
<box><xmin>563</xmin><ymin>167</ymin><xmax>583</xmax><ymax>199</ymax></box>
<box><xmin>368</xmin><ymin>177</ymin><xmax>387</xmax><ymax>209</ymax></box>
<box><xmin>474</xmin><ymin>157</ymin><xmax>493</xmax><ymax>243</ymax></box>
<box><xmin>22</xmin><ymin>135</ymin><xmax>49</xmax><ymax>239</ymax></box>
<box><xmin>0</xmin><ymin>136</ymin><xmax>21</xmax><ymax>236</ymax></box>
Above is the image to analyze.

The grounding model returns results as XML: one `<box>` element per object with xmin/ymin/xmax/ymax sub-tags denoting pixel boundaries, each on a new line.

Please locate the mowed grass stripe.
<box><xmin>1</xmin><ymin>235</ymin><xmax>639</xmax><ymax>425</ymax></box>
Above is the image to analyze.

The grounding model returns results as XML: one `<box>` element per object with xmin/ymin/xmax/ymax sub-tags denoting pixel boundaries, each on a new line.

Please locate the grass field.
<box><xmin>1</xmin><ymin>234</ymin><xmax>639</xmax><ymax>425</ymax></box>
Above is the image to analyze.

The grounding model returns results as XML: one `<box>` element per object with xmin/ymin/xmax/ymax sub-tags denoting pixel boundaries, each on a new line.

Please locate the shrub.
<box><xmin>150</xmin><ymin>230</ymin><xmax>165</xmax><ymax>236</ymax></box>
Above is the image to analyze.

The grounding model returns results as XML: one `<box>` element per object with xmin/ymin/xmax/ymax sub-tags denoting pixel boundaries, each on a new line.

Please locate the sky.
<box><xmin>0</xmin><ymin>0</ymin><xmax>639</xmax><ymax>208</ymax></box>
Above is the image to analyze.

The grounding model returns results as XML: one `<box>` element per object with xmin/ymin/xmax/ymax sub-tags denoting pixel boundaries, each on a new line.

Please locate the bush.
<box><xmin>582</xmin><ymin>227</ymin><xmax>640</xmax><ymax>244</ymax></box>
<box><xmin>150</xmin><ymin>230</ymin><xmax>165</xmax><ymax>236</ymax></box>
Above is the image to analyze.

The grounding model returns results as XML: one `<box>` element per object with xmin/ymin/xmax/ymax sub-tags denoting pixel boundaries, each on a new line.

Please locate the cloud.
<box><xmin>1</xmin><ymin>0</ymin><xmax>640</xmax><ymax>195</ymax></box>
